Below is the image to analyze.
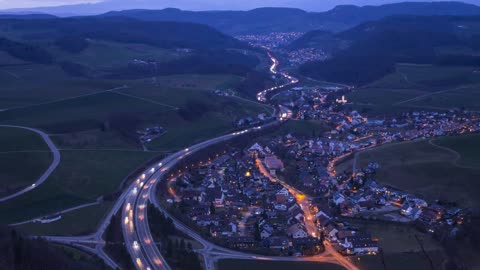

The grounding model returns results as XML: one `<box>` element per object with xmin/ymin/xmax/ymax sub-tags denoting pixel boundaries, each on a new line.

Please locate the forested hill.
<box><xmin>0</xmin><ymin>14</ymin><xmax>57</xmax><ymax>20</ymax></box>
<box><xmin>102</xmin><ymin>2</ymin><xmax>480</xmax><ymax>34</ymax></box>
<box><xmin>298</xmin><ymin>15</ymin><xmax>480</xmax><ymax>85</ymax></box>
<box><xmin>0</xmin><ymin>16</ymin><xmax>260</xmax><ymax>79</ymax></box>
<box><xmin>0</xmin><ymin>17</ymin><xmax>248</xmax><ymax>50</ymax></box>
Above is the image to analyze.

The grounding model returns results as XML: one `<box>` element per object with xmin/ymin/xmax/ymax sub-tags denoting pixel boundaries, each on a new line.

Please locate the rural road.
<box><xmin>0</xmin><ymin>125</ymin><xmax>61</xmax><ymax>202</ymax></box>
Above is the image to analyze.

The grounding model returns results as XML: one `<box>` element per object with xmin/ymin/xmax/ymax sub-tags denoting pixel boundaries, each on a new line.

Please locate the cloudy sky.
<box><xmin>1</xmin><ymin>0</ymin><xmax>480</xmax><ymax>11</ymax></box>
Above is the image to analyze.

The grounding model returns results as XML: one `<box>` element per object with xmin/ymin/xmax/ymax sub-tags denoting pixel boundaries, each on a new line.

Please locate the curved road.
<box><xmin>122</xmin><ymin>51</ymin><xmax>296</xmax><ymax>270</ymax></box>
<box><xmin>41</xmin><ymin>52</ymin><xmax>311</xmax><ymax>270</ymax></box>
<box><xmin>122</xmin><ymin>52</ymin><xmax>357</xmax><ymax>270</ymax></box>
<box><xmin>124</xmin><ymin>119</ymin><xmax>357</xmax><ymax>270</ymax></box>
<box><xmin>0</xmin><ymin>125</ymin><xmax>60</xmax><ymax>202</ymax></box>
<box><xmin>122</xmin><ymin>123</ymin><xmax>278</xmax><ymax>270</ymax></box>
<box><xmin>256</xmin><ymin>51</ymin><xmax>299</xmax><ymax>103</ymax></box>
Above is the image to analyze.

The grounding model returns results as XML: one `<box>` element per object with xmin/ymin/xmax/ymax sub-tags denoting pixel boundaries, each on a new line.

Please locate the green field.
<box><xmin>0</xmin><ymin>152</ymin><xmax>52</xmax><ymax>196</ymax></box>
<box><xmin>0</xmin><ymin>91</ymin><xmax>175</xmax><ymax>132</ymax></box>
<box><xmin>52</xmin><ymin>40</ymin><xmax>184</xmax><ymax>68</ymax></box>
<box><xmin>0</xmin><ymin>73</ymin><xmax>271</xmax><ymax>150</ymax></box>
<box><xmin>0</xmin><ymin>150</ymin><xmax>157</xmax><ymax>224</ymax></box>
<box><xmin>435</xmin><ymin>133</ymin><xmax>480</xmax><ymax>168</ymax></box>
<box><xmin>347</xmin><ymin>219</ymin><xmax>441</xmax><ymax>254</ymax></box>
<box><xmin>0</xmin><ymin>126</ymin><xmax>50</xmax><ymax>151</ymax></box>
<box><xmin>0</xmin><ymin>34</ymin><xmax>273</xmax><ymax>235</ymax></box>
<box><xmin>345</xmin><ymin>219</ymin><xmax>450</xmax><ymax>270</ymax></box>
<box><xmin>0</xmin><ymin>127</ymin><xmax>52</xmax><ymax>197</ymax></box>
<box><xmin>353</xmin><ymin>250</ymin><xmax>446</xmax><ymax>270</ymax></box>
<box><xmin>347</xmin><ymin>64</ymin><xmax>480</xmax><ymax>115</ymax></box>
<box><xmin>0</xmin><ymin>73</ymin><xmax>271</xmax><ymax>224</ymax></box>
<box><xmin>140</xmin><ymin>74</ymin><xmax>243</xmax><ymax>91</ymax></box>
<box><xmin>115</xmin><ymin>79</ymin><xmax>272</xmax><ymax>151</ymax></box>
<box><xmin>336</xmin><ymin>135</ymin><xmax>480</xmax><ymax>207</ymax></box>
<box><xmin>0</xmin><ymin>64</ymin><xmax>119</xmax><ymax>109</ymax></box>
<box><xmin>217</xmin><ymin>260</ymin><xmax>345</xmax><ymax>270</ymax></box>
<box><xmin>16</xmin><ymin>202</ymin><xmax>114</xmax><ymax>236</ymax></box>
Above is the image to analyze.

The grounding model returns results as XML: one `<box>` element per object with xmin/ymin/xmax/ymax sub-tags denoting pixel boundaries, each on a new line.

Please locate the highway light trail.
<box><xmin>256</xmin><ymin>51</ymin><xmax>299</xmax><ymax>103</ymax></box>
<box><xmin>122</xmin><ymin>122</ymin><xmax>279</xmax><ymax>269</ymax></box>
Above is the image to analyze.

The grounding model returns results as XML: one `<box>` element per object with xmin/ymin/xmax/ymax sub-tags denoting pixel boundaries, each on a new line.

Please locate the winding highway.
<box><xmin>122</xmin><ymin>122</ymin><xmax>279</xmax><ymax>270</ymax></box>
<box><xmin>40</xmin><ymin>51</ymin><xmax>350</xmax><ymax>270</ymax></box>
<box><xmin>0</xmin><ymin>125</ymin><xmax>61</xmax><ymax>202</ymax></box>
<box><xmin>121</xmin><ymin>51</ymin><xmax>298</xmax><ymax>270</ymax></box>
<box><xmin>121</xmin><ymin>52</ymin><xmax>358</xmax><ymax>270</ymax></box>
<box><xmin>256</xmin><ymin>51</ymin><xmax>299</xmax><ymax>103</ymax></box>
<box><xmin>123</xmin><ymin>132</ymin><xmax>358</xmax><ymax>270</ymax></box>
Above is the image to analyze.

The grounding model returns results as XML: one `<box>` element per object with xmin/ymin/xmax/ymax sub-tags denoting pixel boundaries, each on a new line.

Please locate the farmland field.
<box><xmin>349</xmin><ymin>219</ymin><xmax>447</xmax><ymax>270</ymax></box>
<box><xmin>335</xmin><ymin>135</ymin><xmax>480</xmax><ymax>207</ymax></box>
<box><xmin>0</xmin><ymin>64</ymin><xmax>119</xmax><ymax>109</ymax></box>
<box><xmin>0</xmin><ymin>126</ymin><xmax>50</xmax><ymax>151</ymax></box>
<box><xmin>52</xmin><ymin>40</ymin><xmax>184</xmax><ymax>68</ymax></box>
<box><xmin>0</xmin><ymin>24</ymin><xmax>274</xmax><ymax>239</ymax></box>
<box><xmin>347</xmin><ymin>64</ymin><xmax>480</xmax><ymax>115</ymax></box>
<box><xmin>0</xmin><ymin>71</ymin><xmax>272</xmax><ymax>230</ymax></box>
<box><xmin>0</xmin><ymin>127</ymin><xmax>52</xmax><ymax>197</ymax></box>
<box><xmin>16</xmin><ymin>202</ymin><xmax>114</xmax><ymax>236</ymax></box>
<box><xmin>353</xmin><ymin>250</ymin><xmax>447</xmax><ymax>270</ymax></box>
<box><xmin>0</xmin><ymin>150</ymin><xmax>157</xmax><ymax>224</ymax></box>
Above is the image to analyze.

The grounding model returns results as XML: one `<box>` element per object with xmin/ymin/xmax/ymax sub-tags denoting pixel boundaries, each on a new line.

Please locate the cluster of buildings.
<box><xmin>137</xmin><ymin>125</ymin><xmax>165</xmax><ymax>143</ymax></box>
<box><xmin>161</xmin><ymin>77</ymin><xmax>479</xmax><ymax>258</ymax></box>
<box><xmin>278</xmin><ymin>85</ymin><xmax>480</xmax><ymax>148</ymax></box>
<box><xmin>285</xmin><ymin>47</ymin><xmax>328</xmax><ymax>66</ymax></box>
<box><xmin>167</xmin><ymin>144</ymin><xmax>323</xmax><ymax>256</ymax></box>
<box><xmin>236</xmin><ymin>32</ymin><xmax>304</xmax><ymax>49</ymax></box>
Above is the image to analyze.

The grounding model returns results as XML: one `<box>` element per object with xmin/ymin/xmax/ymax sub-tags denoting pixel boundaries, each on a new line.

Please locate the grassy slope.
<box><xmin>353</xmin><ymin>250</ymin><xmax>446</xmax><ymax>270</ymax></box>
<box><xmin>117</xmin><ymin>77</ymin><xmax>271</xmax><ymax>151</ymax></box>
<box><xmin>348</xmin><ymin>219</ymin><xmax>441</xmax><ymax>253</ymax></box>
<box><xmin>0</xmin><ymin>127</ymin><xmax>49</xmax><ymax>151</ymax></box>
<box><xmin>16</xmin><ymin>202</ymin><xmax>114</xmax><ymax>236</ymax></box>
<box><xmin>0</xmin><ymin>91</ymin><xmax>175</xmax><ymax>131</ymax></box>
<box><xmin>0</xmin><ymin>127</ymin><xmax>52</xmax><ymax>196</ymax></box>
<box><xmin>0</xmin><ymin>64</ymin><xmax>119</xmax><ymax>109</ymax></box>
<box><xmin>347</xmin><ymin>64</ymin><xmax>480</xmax><ymax>115</ymax></box>
<box><xmin>347</xmin><ymin>219</ymin><xmax>446</xmax><ymax>270</ymax></box>
<box><xmin>435</xmin><ymin>133</ymin><xmax>480</xmax><ymax>167</ymax></box>
<box><xmin>0</xmin><ymin>150</ymin><xmax>157</xmax><ymax>224</ymax></box>
<box><xmin>0</xmin><ymin>75</ymin><xmax>271</xmax><ymax>229</ymax></box>
<box><xmin>336</xmin><ymin>137</ymin><xmax>480</xmax><ymax>208</ymax></box>
<box><xmin>0</xmin><ymin>35</ymin><xmax>272</xmax><ymax>233</ymax></box>
<box><xmin>51</xmin><ymin>40</ymin><xmax>184</xmax><ymax>68</ymax></box>
<box><xmin>0</xmin><ymin>152</ymin><xmax>52</xmax><ymax>194</ymax></box>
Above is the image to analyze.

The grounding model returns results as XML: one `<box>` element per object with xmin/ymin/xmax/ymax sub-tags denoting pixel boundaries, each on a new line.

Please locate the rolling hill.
<box><xmin>0</xmin><ymin>16</ymin><xmax>261</xmax><ymax>79</ymax></box>
<box><xmin>298</xmin><ymin>15</ymin><xmax>480</xmax><ymax>85</ymax></box>
<box><xmin>0</xmin><ymin>17</ymin><xmax>248</xmax><ymax>50</ymax></box>
<box><xmin>4</xmin><ymin>2</ymin><xmax>480</xmax><ymax>34</ymax></box>
<box><xmin>102</xmin><ymin>2</ymin><xmax>480</xmax><ymax>34</ymax></box>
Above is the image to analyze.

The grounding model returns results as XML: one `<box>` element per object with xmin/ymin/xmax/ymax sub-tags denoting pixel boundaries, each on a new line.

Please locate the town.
<box><xmin>158</xmin><ymin>82</ymin><xmax>480</xmax><ymax>259</ymax></box>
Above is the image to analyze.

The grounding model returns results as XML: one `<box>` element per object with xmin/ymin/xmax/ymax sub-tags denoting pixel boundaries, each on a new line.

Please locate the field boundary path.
<box><xmin>428</xmin><ymin>138</ymin><xmax>477</xmax><ymax>169</ymax></box>
<box><xmin>0</xmin><ymin>125</ymin><xmax>61</xmax><ymax>202</ymax></box>
<box><xmin>393</xmin><ymin>85</ymin><xmax>470</xmax><ymax>106</ymax></box>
